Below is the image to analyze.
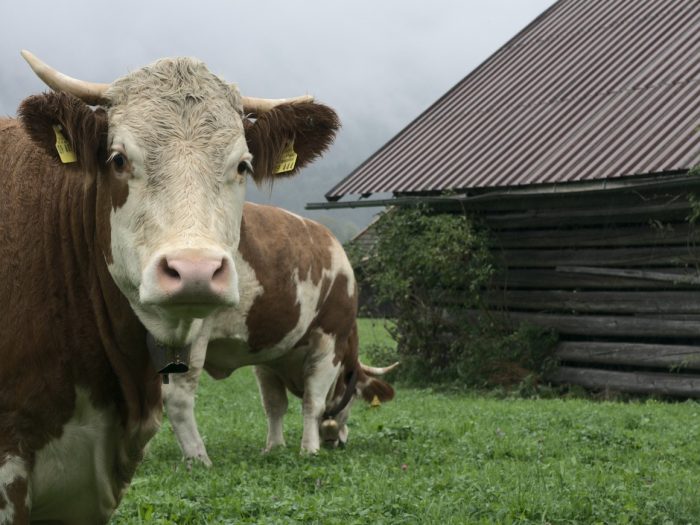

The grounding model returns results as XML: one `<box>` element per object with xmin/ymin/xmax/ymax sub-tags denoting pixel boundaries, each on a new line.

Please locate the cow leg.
<box><xmin>301</xmin><ymin>334</ymin><xmax>340</xmax><ymax>454</ymax></box>
<box><xmin>254</xmin><ymin>366</ymin><xmax>288</xmax><ymax>452</ymax></box>
<box><xmin>162</xmin><ymin>331</ymin><xmax>212</xmax><ymax>468</ymax></box>
<box><xmin>0</xmin><ymin>455</ymin><xmax>30</xmax><ymax>525</ymax></box>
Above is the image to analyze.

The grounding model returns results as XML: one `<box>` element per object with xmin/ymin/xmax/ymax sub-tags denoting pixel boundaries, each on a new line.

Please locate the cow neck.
<box><xmin>323</xmin><ymin>369</ymin><xmax>358</xmax><ymax>420</ymax></box>
<box><xmin>72</xmin><ymin>168</ymin><xmax>160</xmax><ymax>423</ymax></box>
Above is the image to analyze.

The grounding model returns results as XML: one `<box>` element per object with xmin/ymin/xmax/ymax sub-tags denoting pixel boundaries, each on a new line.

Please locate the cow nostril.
<box><xmin>159</xmin><ymin>258</ymin><xmax>181</xmax><ymax>281</ymax></box>
<box><xmin>164</xmin><ymin>266</ymin><xmax>180</xmax><ymax>280</ymax></box>
<box><xmin>212</xmin><ymin>258</ymin><xmax>228</xmax><ymax>282</ymax></box>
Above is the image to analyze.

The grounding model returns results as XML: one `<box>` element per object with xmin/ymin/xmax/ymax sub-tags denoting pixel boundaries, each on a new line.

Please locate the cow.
<box><xmin>0</xmin><ymin>51</ymin><xmax>338</xmax><ymax>524</ymax></box>
<box><xmin>163</xmin><ymin>204</ymin><xmax>398</xmax><ymax>465</ymax></box>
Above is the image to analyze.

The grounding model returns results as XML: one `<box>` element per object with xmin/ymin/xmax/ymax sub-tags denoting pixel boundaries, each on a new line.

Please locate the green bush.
<box><xmin>357</xmin><ymin>206</ymin><xmax>493</xmax><ymax>303</ymax></box>
<box><xmin>351</xmin><ymin>206</ymin><xmax>556</xmax><ymax>388</ymax></box>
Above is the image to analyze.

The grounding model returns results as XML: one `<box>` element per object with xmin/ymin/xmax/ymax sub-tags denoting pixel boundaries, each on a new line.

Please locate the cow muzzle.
<box><xmin>140</xmin><ymin>248</ymin><xmax>239</xmax><ymax>316</ymax></box>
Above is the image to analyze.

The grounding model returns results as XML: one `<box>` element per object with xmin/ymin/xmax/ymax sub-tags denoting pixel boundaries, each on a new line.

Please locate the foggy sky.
<box><xmin>0</xmin><ymin>0</ymin><xmax>555</xmax><ymax>237</ymax></box>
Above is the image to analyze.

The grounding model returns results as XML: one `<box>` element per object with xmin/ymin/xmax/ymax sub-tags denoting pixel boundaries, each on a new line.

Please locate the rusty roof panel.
<box><xmin>327</xmin><ymin>0</ymin><xmax>700</xmax><ymax>200</ymax></box>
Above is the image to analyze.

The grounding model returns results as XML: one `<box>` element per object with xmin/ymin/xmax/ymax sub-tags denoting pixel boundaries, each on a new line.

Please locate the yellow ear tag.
<box><xmin>273</xmin><ymin>142</ymin><xmax>297</xmax><ymax>174</ymax></box>
<box><xmin>370</xmin><ymin>395</ymin><xmax>381</xmax><ymax>408</ymax></box>
<box><xmin>52</xmin><ymin>125</ymin><xmax>77</xmax><ymax>164</ymax></box>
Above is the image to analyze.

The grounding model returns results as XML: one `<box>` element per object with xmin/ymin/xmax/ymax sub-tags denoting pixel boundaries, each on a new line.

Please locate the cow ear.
<box><xmin>244</xmin><ymin>102</ymin><xmax>339</xmax><ymax>185</ymax></box>
<box><xmin>359</xmin><ymin>377</ymin><xmax>395</xmax><ymax>403</ymax></box>
<box><xmin>18</xmin><ymin>92</ymin><xmax>107</xmax><ymax>173</ymax></box>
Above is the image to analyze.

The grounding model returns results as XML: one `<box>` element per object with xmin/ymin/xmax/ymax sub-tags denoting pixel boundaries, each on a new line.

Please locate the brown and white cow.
<box><xmin>163</xmin><ymin>204</ymin><xmax>397</xmax><ymax>464</ymax></box>
<box><xmin>0</xmin><ymin>51</ymin><xmax>337</xmax><ymax>523</ymax></box>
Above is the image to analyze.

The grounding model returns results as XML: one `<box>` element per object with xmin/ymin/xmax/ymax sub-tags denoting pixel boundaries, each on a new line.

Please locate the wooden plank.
<box><xmin>555</xmin><ymin>266</ymin><xmax>700</xmax><ymax>284</ymax></box>
<box><xmin>483</xmin><ymin>200</ymin><xmax>691</xmax><ymax>229</ymax></box>
<box><xmin>484</xmin><ymin>290</ymin><xmax>700</xmax><ymax>314</ymax></box>
<box><xmin>491</xmin><ymin>268</ymin><xmax>700</xmax><ymax>290</ymax></box>
<box><xmin>556</xmin><ymin>342</ymin><xmax>700</xmax><ymax>370</ymax></box>
<box><xmin>498</xmin><ymin>311</ymin><xmax>700</xmax><ymax>338</ymax></box>
<box><xmin>644</xmin><ymin>314</ymin><xmax>700</xmax><ymax>321</ymax></box>
<box><xmin>548</xmin><ymin>366</ymin><xmax>700</xmax><ymax>397</ymax></box>
<box><xmin>491</xmin><ymin>222</ymin><xmax>698</xmax><ymax>249</ymax></box>
<box><xmin>497</xmin><ymin>245</ymin><xmax>700</xmax><ymax>268</ymax></box>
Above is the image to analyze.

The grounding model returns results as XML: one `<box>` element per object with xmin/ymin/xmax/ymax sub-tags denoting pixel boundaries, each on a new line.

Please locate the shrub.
<box><xmin>351</xmin><ymin>205</ymin><xmax>556</xmax><ymax>388</ymax></box>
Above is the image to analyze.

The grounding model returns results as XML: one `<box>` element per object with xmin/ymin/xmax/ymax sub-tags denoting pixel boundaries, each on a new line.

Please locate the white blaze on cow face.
<box><xmin>102</xmin><ymin>58</ymin><xmax>250</xmax><ymax>343</ymax></box>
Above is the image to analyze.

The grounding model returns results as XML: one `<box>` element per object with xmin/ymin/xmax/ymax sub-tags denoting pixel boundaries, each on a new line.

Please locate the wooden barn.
<box><xmin>308</xmin><ymin>0</ymin><xmax>700</xmax><ymax>396</ymax></box>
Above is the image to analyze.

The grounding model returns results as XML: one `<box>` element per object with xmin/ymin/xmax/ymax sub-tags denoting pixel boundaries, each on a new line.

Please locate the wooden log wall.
<box><xmin>479</xmin><ymin>186</ymin><xmax>700</xmax><ymax>397</ymax></box>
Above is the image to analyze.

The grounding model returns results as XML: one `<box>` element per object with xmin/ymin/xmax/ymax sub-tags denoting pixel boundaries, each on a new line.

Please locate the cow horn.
<box><xmin>360</xmin><ymin>361</ymin><xmax>399</xmax><ymax>376</ymax></box>
<box><xmin>241</xmin><ymin>94</ymin><xmax>313</xmax><ymax>114</ymax></box>
<box><xmin>21</xmin><ymin>50</ymin><xmax>110</xmax><ymax>106</ymax></box>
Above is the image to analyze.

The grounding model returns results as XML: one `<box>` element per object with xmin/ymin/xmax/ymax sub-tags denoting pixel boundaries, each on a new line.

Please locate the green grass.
<box><xmin>112</xmin><ymin>320</ymin><xmax>700</xmax><ymax>524</ymax></box>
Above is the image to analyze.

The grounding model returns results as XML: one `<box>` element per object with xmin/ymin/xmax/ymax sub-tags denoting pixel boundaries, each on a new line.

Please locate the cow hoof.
<box><xmin>185</xmin><ymin>454</ymin><xmax>213</xmax><ymax>469</ymax></box>
<box><xmin>262</xmin><ymin>443</ymin><xmax>286</xmax><ymax>454</ymax></box>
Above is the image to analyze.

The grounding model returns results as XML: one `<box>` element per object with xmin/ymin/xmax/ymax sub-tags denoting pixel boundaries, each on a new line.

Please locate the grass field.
<box><xmin>113</xmin><ymin>320</ymin><xmax>700</xmax><ymax>524</ymax></box>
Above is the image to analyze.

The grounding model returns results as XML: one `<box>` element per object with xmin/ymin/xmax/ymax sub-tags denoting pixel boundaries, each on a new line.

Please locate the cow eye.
<box><xmin>108</xmin><ymin>151</ymin><xmax>131</xmax><ymax>177</ymax></box>
<box><xmin>237</xmin><ymin>160</ymin><xmax>253</xmax><ymax>175</ymax></box>
<box><xmin>113</xmin><ymin>154</ymin><xmax>127</xmax><ymax>170</ymax></box>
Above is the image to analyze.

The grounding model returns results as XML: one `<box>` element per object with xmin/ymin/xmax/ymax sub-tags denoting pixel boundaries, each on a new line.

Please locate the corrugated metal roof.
<box><xmin>327</xmin><ymin>0</ymin><xmax>700</xmax><ymax>201</ymax></box>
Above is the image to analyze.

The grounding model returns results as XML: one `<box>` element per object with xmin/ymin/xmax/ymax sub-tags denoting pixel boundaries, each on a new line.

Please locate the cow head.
<box><xmin>321</xmin><ymin>361</ymin><xmax>399</xmax><ymax>449</ymax></box>
<box><xmin>18</xmin><ymin>51</ymin><xmax>339</xmax><ymax>346</ymax></box>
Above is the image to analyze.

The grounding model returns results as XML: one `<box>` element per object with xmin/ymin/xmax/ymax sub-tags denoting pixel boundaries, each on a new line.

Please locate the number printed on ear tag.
<box><xmin>52</xmin><ymin>125</ymin><xmax>77</xmax><ymax>164</ymax></box>
<box><xmin>273</xmin><ymin>142</ymin><xmax>297</xmax><ymax>174</ymax></box>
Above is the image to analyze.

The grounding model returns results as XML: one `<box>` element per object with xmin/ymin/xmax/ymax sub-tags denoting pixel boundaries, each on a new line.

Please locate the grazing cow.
<box><xmin>163</xmin><ymin>205</ymin><xmax>397</xmax><ymax>464</ymax></box>
<box><xmin>0</xmin><ymin>51</ymin><xmax>337</xmax><ymax>523</ymax></box>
